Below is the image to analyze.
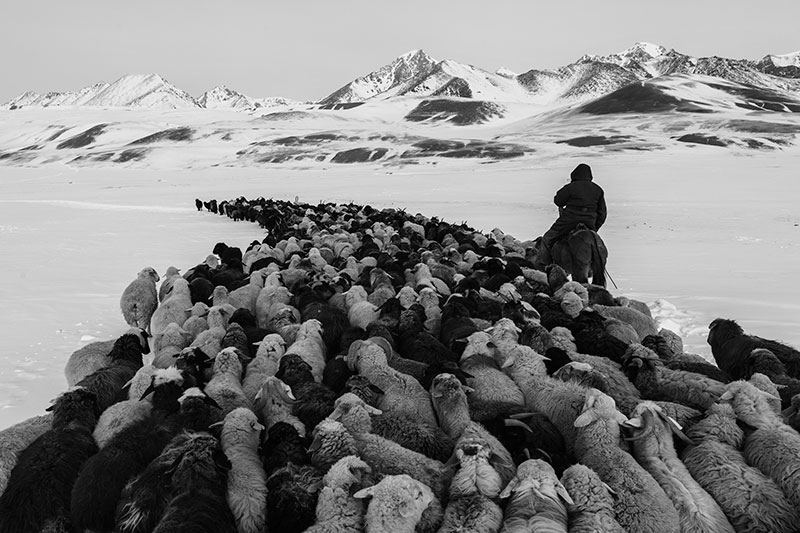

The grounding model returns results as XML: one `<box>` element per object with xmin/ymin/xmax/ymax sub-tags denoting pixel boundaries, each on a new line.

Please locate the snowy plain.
<box><xmin>1</xmin><ymin>107</ymin><xmax>799</xmax><ymax>428</ymax></box>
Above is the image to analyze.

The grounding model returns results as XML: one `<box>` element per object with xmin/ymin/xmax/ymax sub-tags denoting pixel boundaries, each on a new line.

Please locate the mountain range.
<box><xmin>5</xmin><ymin>43</ymin><xmax>800</xmax><ymax>111</ymax></box>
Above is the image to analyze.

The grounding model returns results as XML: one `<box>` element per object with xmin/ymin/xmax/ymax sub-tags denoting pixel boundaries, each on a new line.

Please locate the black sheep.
<box><xmin>708</xmin><ymin>318</ymin><xmax>800</xmax><ymax>380</ymax></box>
<box><xmin>0</xmin><ymin>388</ymin><xmax>99</xmax><ymax>533</ymax></box>
<box><xmin>276</xmin><ymin>354</ymin><xmax>337</xmax><ymax>432</ymax></box>
<box><xmin>261</xmin><ymin>421</ymin><xmax>310</xmax><ymax>477</ymax></box>
<box><xmin>265</xmin><ymin>463</ymin><xmax>322</xmax><ymax>533</ymax></box>
<box><xmin>76</xmin><ymin>330</ymin><xmax>148</xmax><ymax>412</ymax></box>
<box><xmin>70</xmin><ymin>368</ymin><xmax>185</xmax><ymax>532</ymax></box>
<box><xmin>642</xmin><ymin>333</ymin><xmax>731</xmax><ymax>384</ymax></box>
<box><xmin>151</xmin><ymin>433</ymin><xmax>236</xmax><ymax>533</ymax></box>
<box><xmin>569</xmin><ymin>309</ymin><xmax>629</xmax><ymax>364</ymax></box>
<box><xmin>396</xmin><ymin>305</ymin><xmax>459</xmax><ymax>365</ymax></box>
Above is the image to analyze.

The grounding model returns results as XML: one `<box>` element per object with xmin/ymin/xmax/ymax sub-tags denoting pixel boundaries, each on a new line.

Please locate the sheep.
<box><xmin>265</xmin><ymin>462</ymin><xmax>324</xmax><ymax>533</ymax></box>
<box><xmin>642</xmin><ymin>333</ymin><xmax>731</xmax><ymax>383</ymax></box>
<box><xmin>573</xmin><ymin>389</ymin><xmax>679</xmax><ymax>533</ymax></box>
<box><xmin>70</xmin><ymin>367</ymin><xmax>185</xmax><ymax>532</ymax></box>
<box><xmin>261</xmin><ymin>421</ymin><xmax>310</xmax><ymax>477</ymax></box>
<box><xmin>220</xmin><ymin>408</ymin><xmax>268</xmax><ymax>533</ymax></box>
<box><xmin>189</xmin><ymin>305</ymin><xmax>233</xmax><ymax>361</ymax></box>
<box><xmin>0</xmin><ymin>413</ymin><xmax>53</xmax><ymax>498</ymax></box>
<box><xmin>284</xmin><ymin>318</ymin><xmax>327</xmax><ymax>382</ymax></box>
<box><xmin>64</xmin><ymin>326</ymin><xmax>148</xmax><ymax>387</ymax></box>
<box><xmin>748</xmin><ymin>371</ymin><xmax>783</xmax><ymax>414</ymax></box>
<box><xmin>622</xmin><ymin>401</ymin><xmax>735</xmax><ymax>533</ymax></box>
<box><xmin>353</xmin><ymin>474</ymin><xmax>434</xmax><ymax>533</ymax></box>
<box><xmin>436</xmin><ymin>437</ymin><xmax>503</xmax><ymax>533</ymax></box>
<box><xmin>720</xmin><ymin>380</ymin><xmax>800</xmax><ymax>509</ymax></box>
<box><xmin>0</xmin><ymin>388</ymin><xmax>99</xmax><ymax>533</ymax></box>
<box><xmin>330</xmin><ymin>392</ymin><xmax>454</xmax><ymax>462</ymax></box>
<box><xmin>150</xmin><ymin>277</ymin><xmax>193</xmax><ymax>338</ymax></box>
<box><xmin>276</xmin><ymin>353</ymin><xmax>337</xmax><ymax>433</ymax></box>
<box><xmin>255</xmin><ymin>283</ymin><xmax>293</xmax><ymax>330</ymax></box>
<box><xmin>592</xmin><ymin>302</ymin><xmax>658</xmax><ymax>340</ymax></box>
<box><xmin>120</xmin><ymin>266</ymin><xmax>160</xmax><ymax>332</ymax></box>
<box><xmin>182</xmin><ymin>301</ymin><xmax>210</xmax><ymax>341</ymax></box>
<box><xmin>158</xmin><ymin>265</ymin><xmax>182</xmax><ymax>302</ymax></box>
<box><xmin>681</xmin><ymin>402</ymin><xmax>800</xmax><ymax>533</ymax></box>
<box><xmin>708</xmin><ymin>318</ymin><xmax>800</xmax><ymax>379</ymax></box>
<box><xmin>458</xmin><ymin>330</ymin><xmax>526</xmax><ymax>421</ymax></box>
<box><xmin>252</xmin><ymin>375</ymin><xmax>305</xmax><ymax>436</ymax></box>
<box><xmin>227</xmin><ymin>268</ymin><xmax>269</xmax><ymax>313</ymax></box>
<box><xmin>499</xmin><ymin>458</ymin><xmax>574</xmax><ymax>533</ymax></box>
<box><xmin>346</xmin><ymin>338</ymin><xmax>438</xmax><ymax>427</ymax></box>
<box><xmin>204</xmin><ymin>346</ymin><xmax>252</xmax><ymax>419</ymax></box>
<box><xmin>783</xmin><ymin>393</ymin><xmax>800</xmax><ymax>432</ymax></box>
<box><xmin>560</xmin><ymin>464</ymin><xmax>625</xmax><ymax>533</ymax></box>
<box><xmin>92</xmin><ymin>364</ymin><xmax>157</xmax><ymax>447</ymax></box>
<box><xmin>242</xmin><ymin>332</ymin><xmax>286</xmax><ymax>403</ymax></box>
<box><xmin>343</xmin><ymin>284</ymin><xmax>381</xmax><ymax>329</ymax></box>
<box><xmin>304</xmin><ymin>455</ymin><xmax>372</xmax><ymax>533</ymax></box>
<box><xmin>75</xmin><ymin>329</ymin><xmax>148</xmax><ymax>413</ymax></box>
<box><xmin>115</xmin><ymin>431</ymin><xmax>202</xmax><ymax>533</ymax></box>
<box><xmin>623</xmin><ymin>343</ymin><xmax>726</xmax><ymax>411</ymax></box>
<box><xmin>176</xmin><ymin>387</ymin><xmax>221</xmax><ymax>432</ymax></box>
<box><xmin>152</xmin><ymin>322</ymin><xmax>191</xmax><ymax>367</ymax></box>
<box><xmin>150</xmin><ymin>431</ymin><xmax>237</xmax><ymax>533</ymax></box>
<box><xmin>429</xmin><ymin>373</ymin><xmax>517</xmax><ymax>488</ymax></box>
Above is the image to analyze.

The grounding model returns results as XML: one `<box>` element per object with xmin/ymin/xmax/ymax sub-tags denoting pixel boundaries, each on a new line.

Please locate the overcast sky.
<box><xmin>2</xmin><ymin>0</ymin><xmax>798</xmax><ymax>103</ymax></box>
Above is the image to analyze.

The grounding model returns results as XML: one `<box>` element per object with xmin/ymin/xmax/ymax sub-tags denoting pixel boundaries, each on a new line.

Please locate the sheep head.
<box><xmin>276</xmin><ymin>353</ymin><xmax>315</xmax><ymax>388</ymax></box>
<box><xmin>707</xmin><ymin>318</ymin><xmax>744</xmax><ymax>349</ymax></box>
<box><xmin>139</xmin><ymin>367</ymin><xmax>185</xmax><ymax>412</ymax></box>
<box><xmin>622</xmin><ymin>343</ymin><xmax>661</xmax><ymax>382</ymax></box>
<box><xmin>553</xmin><ymin>362</ymin><xmax>610</xmax><ymax>393</ymax></box>
<box><xmin>446</xmin><ymin>437</ymin><xmax>503</xmax><ymax>499</ymax></box>
<box><xmin>127</xmin><ymin>365</ymin><xmax>159</xmax><ymax>401</ymax></box>
<box><xmin>460</xmin><ymin>331</ymin><xmax>495</xmax><ymax>362</ymax></box>
<box><xmin>323</xmin><ymin>455</ymin><xmax>372</xmax><ymax>491</ymax></box>
<box><xmin>574</xmin><ymin>389</ymin><xmax>627</xmax><ymax>429</ymax></box>
<box><xmin>622</xmin><ymin>401</ymin><xmax>693</xmax><ymax>448</ymax></box>
<box><xmin>500</xmin><ymin>458</ymin><xmax>573</xmax><ymax>506</ymax></box>
<box><xmin>221</xmin><ymin>407</ymin><xmax>264</xmax><ymax>450</ymax></box>
<box><xmin>346</xmin><ymin>339</ymin><xmax>388</xmax><ymax>372</ymax></box>
<box><xmin>138</xmin><ymin>266</ymin><xmax>160</xmax><ymax>283</ymax></box>
<box><xmin>354</xmin><ymin>474</ymin><xmax>433</xmax><ymax>526</ymax></box>
<box><xmin>685</xmin><ymin>403</ymin><xmax>743</xmax><ymax>447</ymax></box>
<box><xmin>47</xmin><ymin>386</ymin><xmax>100</xmax><ymax>429</ymax></box>
<box><xmin>308</xmin><ymin>418</ymin><xmax>357</xmax><ymax>472</ymax></box>
<box><xmin>719</xmin><ymin>380</ymin><xmax>782</xmax><ymax>430</ymax></box>
<box><xmin>212</xmin><ymin>347</ymin><xmax>244</xmax><ymax>380</ymax></box>
<box><xmin>254</xmin><ymin>376</ymin><xmax>297</xmax><ymax>410</ymax></box>
<box><xmin>254</xmin><ymin>333</ymin><xmax>287</xmax><ymax>359</ymax></box>
<box><xmin>329</xmin><ymin>393</ymin><xmax>381</xmax><ymax>434</ymax></box>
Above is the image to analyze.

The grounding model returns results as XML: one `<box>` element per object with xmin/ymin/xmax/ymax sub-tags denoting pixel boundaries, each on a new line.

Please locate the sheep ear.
<box><xmin>353</xmin><ymin>485</ymin><xmax>375</xmax><ymax>499</ymax></box>
<box><xmin>720</xmin><ymin>390</ymin><xmax>734</xmax><ymax>401</ymax></box>
<box><xmin>463</xmin><ymin>386</ymin><xmax>476</xmax><ymax>395</ymax></box>
<box><xmin>501</xmin><ymin>356</ymin><xmax>516</xmax><ymax>369</ymax></box>
<box><xmin>366</xmin><ymin>405</ymin><xmax>382</xmax><ymax>416</ymax></box>
<box><xmin>574</xmin><ymin>410</ymin><xmax>598</xmax><ymax>428</ymax></box>
<box><xmin>203</xmin><ymin>395</ymin><xmax>221</xmax><ymax>410</ymax></box>
<box><xmin>556</xmin><ymin>481</ymin><xmax>574</xmax><ymax>505</ymax></box>
<box><xmin>499</xmin><ymin>477</ymin><xmax>519</xmax><ymax>499</ymax></box>
<box><xmin>622</xmin><ymin>416</ymin><xmax>643</xmax><ymax>429</ymax></box>
<box><xmin>139</xmin><ymin>380</ymin><xmax>156</xmax><ymax>401</ymax></box>
<box><xmin>660</xmin><ymin>413</ymin><xmax>695</xmax><ymax>445</ymax></box>
<box><xmin>488</xmin><ymin>452</ymin><xmax>514</xmax><ymax>475</ymax></box>
<box><xmin>307</xmin><ymin>434</ymin><xmax>322</xmax><ymax>454</ymax></box>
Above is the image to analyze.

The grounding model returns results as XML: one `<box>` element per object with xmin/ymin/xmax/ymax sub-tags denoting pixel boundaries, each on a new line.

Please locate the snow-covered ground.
<box><xmin>1</xmin><ymin>148</ymin><xmax>799</xmax><ymax>429</ymax></box>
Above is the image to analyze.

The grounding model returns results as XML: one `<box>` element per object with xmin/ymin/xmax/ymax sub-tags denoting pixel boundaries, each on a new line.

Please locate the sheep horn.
<box><xmin>508</xmin><ymin>412</ymin><xmax>536</xmax><ymax>420</ymax></box>
<box><xmin>504</xmin><ymin>419</ymin><xmax>534</xmax><ymax>433</ymax></box>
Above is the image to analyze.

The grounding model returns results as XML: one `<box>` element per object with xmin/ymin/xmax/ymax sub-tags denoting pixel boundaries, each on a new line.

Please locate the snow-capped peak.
<box><xmin>622</xmin><ymin>42</ymin><xmax>668</xmax><ymax>59</ymax></box>
<box><xmin>768</xmin><ymin>50</ymin><xmax>800</xmax><ymax>67</ymax></box>
<box><xmin>496</xmin><ymin>66</ymin><xmax>518</xmax><ymax>78</ymax></box>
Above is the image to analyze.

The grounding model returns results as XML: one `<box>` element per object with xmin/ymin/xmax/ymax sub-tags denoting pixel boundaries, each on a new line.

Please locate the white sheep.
<box><xmin>344</xmin><ymin>285</ymin><xmax>380</xmax><ymax>329</ymax></box>
<box><xmin>396</xmin><ymin>286</ymin><xmax>419</xmax><ymax>308</ymax></box>
<box><xmin>305</xmin><ymin>455</ymin><xmax>372</xmax><ymax>533</ymax></box>
<box><xmin>204</xmin><ymin>347</ymin><xmax>252</xmax><ymax>419</ymax></box>
<box><xmin>228</xmin><ymin>268</ymin><xmax>269</xmax><ymax>314</ymax></box>
<box><xmin>284</xmin><ymin>318</ymin><xmax>326</xmax><ymax>382</ymax></box>
<box><xmin>157</xmin><ymin>266</ymin><xmax>181</xmax><ymax>303</ymax></box>
<box><xmin>182</xmin><ymin>302</ymin><xmax>210</xmax><ymax>342</ymax></box>
<box><xmin>221</xmin><ymin>407</ymin><xmax>268</xmax><ymax>533</ymax></box>
<box><xmin>253</xmin><ymin>376</ymin><xmax>305</xmax><ymax>437</ymax></box>
<box><xmin>189</xmin><ymin>305</ymin><xmax>231</xmax><ymax>360</ymax></box>
<box><xmin>560</xmin><ymin>464</ymin><xmax>625</xmax><ymax>533</ymax></box>
<box><xmin>353</xmin><ymin>474</ymin><xmax>434</xmax><ymax>533</ymax></box>
<box><xmin>0</xmin><ymin>413</ymin><xmax>53</xmax><ymax>497</ymax></box>
<box><xmin>681</xmin><ymin>402</ymin><xmax>800</xmax><ymax>533</ymax></box>
<box><xmin>721</xmin><ymin>380</ymin><xmax>800</xmax><ymax>509</ymax></box>
<box><xmin>254</xmin><ymin>283</ymin><xmax>292</xmax><ymax>331</ymax></box>
<box><xmin>499</xmin><ymin>458</ymin><xmax>574</xmax><ymax>533</ymax></box>
<box><xmin>592</xmin><ymin>303</ymin><xmax>658</xmax><ymax>341</ymax></box>
<box><xmin>120</xmin><ymin>267</ymin><xmax>160</xmax><ymax>332</ymax></box>
<box><xmin>573</xmin><ymin>389</ymin><xmax>679</xmax><ymax>533</ymax></box>
<box><xmin>346</xmin><ymin>338</ymin><xmax>438</xmax><ymax>427</ymax></box>
<box><xmin>150</xmin><ymin>277</ymin><xmax>192</xmax><ymax>338</ymax></box>
<box><xmin>64</xmin><ymin>327</ymin><xmax>148</xmax><ymax>387</ymax></box>
<box><xmin>152</xmin><ymin>322</ymin><xmax>191</xmax><ymax>368</ymax></box>
<box><xmin>438</xmin><ymin>437</ymin><xmax>504</xmax><ymax>533</ymax></box>
<box><xmin>622</xmin><ymin>401</ymin><xmax>735</xmax><ymax>533</ymax></box>
<box><xmin>242</xmin><ymin>333</ymin><xmax>286</xmax><ymax>403</ymax></box>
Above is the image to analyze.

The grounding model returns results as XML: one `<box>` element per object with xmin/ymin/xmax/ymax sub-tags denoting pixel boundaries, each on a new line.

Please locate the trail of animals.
<box><xmin>2</xmin><ymin>196</ymin><xmax>800</xmax><ymax>533</ymax></box>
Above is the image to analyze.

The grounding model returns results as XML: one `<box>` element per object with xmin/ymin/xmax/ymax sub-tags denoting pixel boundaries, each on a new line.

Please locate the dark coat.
<box><xmin>542</xmin><ymin>164</ymin><xmax>606</xmax><ymax>248</ymax></box>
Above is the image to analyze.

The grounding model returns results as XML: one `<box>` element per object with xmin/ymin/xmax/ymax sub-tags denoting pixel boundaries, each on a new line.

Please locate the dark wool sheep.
<box><xmin>70</xmin><ymin>368</ymin><xmax>185</xmax><ymax>532</ymax></box>
<box><xmin>276</xmin><ymin>354</ymin><xmax>337</xmax><ymax>432</ymax></box>
<box><xmin>643</xmin><ymin>333</ymin><xmax>731</xmax><ymax>383</ymax></box>
<box><xmin>261</xmin><ymin>421</ymin><xmax>311</xmax><ymax>477</ymax></box>
<box><xmin>151</xmin><ymin>432</ymin><xmax>237</xmax><ymax>533</ymax></box>
<box><xmin>75</xmin><ymin>331</ymin><xmax>148</xmax><ymax>413</ymax></box>
<box><xmin>570</xmin><ymin>309</ymin><xmax>630</xmax><ymax>364</ymax></box>
<box><xmin>0</xmin><ymin>388</ymin><xmax>99</xmax><ymax>533</ymax></box>
<box><xmin>708</xmin><ymin>318</ymin><xmax>800</xmax><ymax>380</ymax></box>
<box><xmin>265</xmin><ymin>463</ymin><xmax>323</xmax><ymax>533</ymax></box>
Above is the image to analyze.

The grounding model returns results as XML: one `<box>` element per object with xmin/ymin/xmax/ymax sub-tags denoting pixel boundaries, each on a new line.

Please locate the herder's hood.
<box><xmin>570</xmin><ymin>163</ymin><xmax>593</xmax><ymax>182</ymax></box>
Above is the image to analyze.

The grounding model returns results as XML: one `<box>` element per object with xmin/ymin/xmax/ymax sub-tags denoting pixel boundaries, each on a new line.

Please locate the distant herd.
<box><xmin>1</xmin><ymin>195</ymin><xmax>799</xmax><ymax>533</ymax></box>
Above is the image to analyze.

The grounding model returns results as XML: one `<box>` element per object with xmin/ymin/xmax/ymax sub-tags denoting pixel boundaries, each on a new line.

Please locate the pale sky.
<box><xmin>2</xmin><ymin>0</ymin><xmax>799</xmax><ymax>103</ymax></box>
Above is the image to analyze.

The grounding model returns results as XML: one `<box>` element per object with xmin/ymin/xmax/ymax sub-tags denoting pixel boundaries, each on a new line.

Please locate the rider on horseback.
<box><xmin>538</xmin><ymin>163</ymin><xmax>607</xmax><ymax>265</ymax></box>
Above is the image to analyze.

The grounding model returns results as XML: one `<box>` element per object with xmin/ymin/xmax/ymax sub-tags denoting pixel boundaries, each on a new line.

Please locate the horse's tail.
<box><xmin>591</xmin><ymin>232</ymin><xmax>607</xmax><ymax>287</ymax></box>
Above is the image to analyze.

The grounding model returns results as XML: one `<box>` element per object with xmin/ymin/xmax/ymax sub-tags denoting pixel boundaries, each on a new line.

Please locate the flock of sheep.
<box><xmin>2</xmin><ymin>195</ymin><xmax>800</xmax><ymax>533</ymax></box>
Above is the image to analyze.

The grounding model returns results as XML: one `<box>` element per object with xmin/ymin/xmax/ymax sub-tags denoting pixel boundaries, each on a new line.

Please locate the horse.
<box><xmin>530</xmin><ymin>224</ymin><xmax>608</xmax><ymax>287</ymax></box>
